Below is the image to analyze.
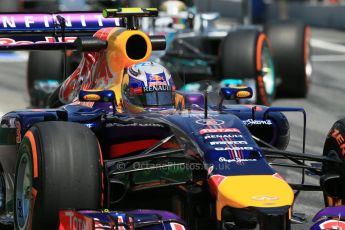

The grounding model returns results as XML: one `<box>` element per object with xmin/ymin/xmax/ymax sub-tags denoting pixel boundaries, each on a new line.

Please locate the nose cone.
<box><xmin>216</xmin><ymin>175</ymin><xmax>294</xmax><ymax>220</ymax></box>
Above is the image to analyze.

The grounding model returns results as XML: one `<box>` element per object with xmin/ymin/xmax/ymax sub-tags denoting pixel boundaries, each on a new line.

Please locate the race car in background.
<box><xmin>152</xmin><ymin>0</ymin><xmax>312</xmax><ymax>105</ymax></box>
<box><xmin>23</xmin><ymin>0</ymin><xmax>312</xmax><ymax>107</ymax></box>
<box><xmin>0</xmin><ymin>7</ymin><xmax>338</xmax><ymax>230</ymax></box>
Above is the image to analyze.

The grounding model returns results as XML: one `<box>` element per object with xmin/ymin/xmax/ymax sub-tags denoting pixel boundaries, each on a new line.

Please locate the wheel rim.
<box><xmin>16</xmin><ymin>153</ymin><xmax>33</xmax><ymax>229</ymax></box>
<box><xmin>304</xmin><ymin>27</ymin><xmax>312</xmax><ymax>85</ymax></box>
<box><xmin>261</xmin><ymin>43</ymin><xmax>275</xmax><ymax>97</ymax></box>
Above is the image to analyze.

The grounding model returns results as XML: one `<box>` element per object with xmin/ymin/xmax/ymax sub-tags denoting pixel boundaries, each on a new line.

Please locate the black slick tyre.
<box><xmin>27</xmin><ymin>51</ymin><xmax>64</xmax><ymax>93</ymax></box>
<box><xmin>27</xmin><ymin>51</ymin><xmax>64</xmax><ymax>107</ymax></box>
<box><xmin>219</xmin><ymin>29</ymin><xmax>276</xmax><ymax>106</ymax></box>
<box><xmin>322</xmin><ymin>119</ymin><xmax>345</xmax><ymax>207</ymax></box>
<box><xmin>264</xmin><ymin>21</ymin><xmax>311</xmax><ymax>97</ymax></box>
<box><xmin>14</xmin><ymin>121</ymin><xmax>103</xmax><ymax>229</ymax></box>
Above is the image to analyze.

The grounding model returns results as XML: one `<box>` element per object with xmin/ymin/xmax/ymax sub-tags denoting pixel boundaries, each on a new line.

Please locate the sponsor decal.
<box><xmin>0</xmin><ymin>13</ymin><xmax>120</xmax><ymax>30</ymax></box>
<box><xmin>143</xmin><ymin>85</ymin><xmax>171</xmax><ymax>92</ymax></box>
<box><xmin>106</xmin><ymin>122</ymin><xmax>164</xmax><ymax>128</ymax></box>
<box><xmin>251</xmin><ymin>196</ymin><xmax>279</xmax><ymax>201</ymax></box>
<box><xmin>15</xmin><ymin>120</ymin><xmax>21</xmax><ymax>144</ymax></box>
<box><xmin>219</xmin><ymin>157</ymin><xmax>257</xmax><ymax>163</ymax></box>
<box><xmin>170</xmin><ymin>222</ymin><xmax>186</xmax><ymax>230</ymax></box>
<box><xmin>331</xmin><ymin>128</ymin><xmax>345</xmax><ymax>156</ymax></box>
<box><xmin>0</xmin><ymin>37</ymin><xmax>76</xmax><ymax>45</ymax></box>
<box><xmin>210</xmin><ymin>141</ymin><xmax>247</xmax><ymax>146</ymax></box>
<box><xmin>319</xmin><ymin>220</ymin><xmax>345</xmax><ymax>229</ymax></box>
<box><xmin>215</xmin><ymin>146</ymin><xmax>254</xmax><ymax>151</ymax></box>
<box><xmin>196</xmin><ymin>119</ymin><xmax>225</xmax><ymax>126</ymax></box>
<box><xmin>148</xmin><ymin>75</ymin><xmax>167</xmax><ymax>86</ymax></box>
<box><xmin>204</xmin><ymin>134</ymin><xmax>243</xmax><ymax>140</ymax></box>
<box><xmin>242</xmin><ymin>119</ymin><xmax>272</xmax><ymax>126</ymax></box>
<box><xmin>62</xmin><ymin>211</ymin><xmax>91</xmax><ymax>230</ymax></box>
<box><xmin>199</xmin><ymin>128</ymin><xmax>241</xmax><ymax>135</ymax></box>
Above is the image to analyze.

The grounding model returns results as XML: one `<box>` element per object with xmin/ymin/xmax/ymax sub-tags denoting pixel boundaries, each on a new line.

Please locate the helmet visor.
<box><xmin>129</xmin><ymin>90</ymin><xmax>175</xmax><ymax>107</ymax></box>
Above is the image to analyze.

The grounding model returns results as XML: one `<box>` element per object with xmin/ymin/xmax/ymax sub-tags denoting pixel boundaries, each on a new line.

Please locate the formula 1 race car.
<box><xmin>23</xmin><ymin>0</ymin><xmax>312</xmax><ymax>107</ymax></box>
<box><xmin>150</xmin><ymin>0</ymin><xmax>312</xmax><ymax>105</ymax></box>
<box><xmin>0</xmin><ymin>8</ymin><xmax>341</xmax><ymax>230</ymax></box>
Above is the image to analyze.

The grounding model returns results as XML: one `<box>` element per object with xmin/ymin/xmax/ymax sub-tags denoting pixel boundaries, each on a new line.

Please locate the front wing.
<box><xmin>59</xmin><ymin>209</ymin><xmax>188</xmax><ymax>230</ymax></box>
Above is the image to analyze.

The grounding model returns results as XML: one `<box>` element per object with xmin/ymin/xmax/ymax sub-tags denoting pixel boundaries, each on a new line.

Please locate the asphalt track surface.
<box><xmin>0</xmin><ymin>27</ymin><xmax>344</xmax><ymax>229</ymax></box>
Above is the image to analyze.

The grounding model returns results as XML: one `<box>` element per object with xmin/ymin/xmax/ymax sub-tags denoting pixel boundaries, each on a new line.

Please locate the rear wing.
<box><xmin>0</xmin><ymin>8</ymin><xmax>164</xmax><ymax>52</ymax></box>
<box><xmin>0</xmin><ymin>12</ymin><xmax>123</xmax><ymax>44</ymax></box>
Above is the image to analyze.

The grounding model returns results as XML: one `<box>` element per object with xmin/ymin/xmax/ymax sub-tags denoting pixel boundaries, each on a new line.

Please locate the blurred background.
<box><xmin>0</xmin><ymin>1</ymin><xmax>345</xmax><ymax>229</ymax></box>
<box><xmin>2</xmin><ymin>0</ymin><xmax>345</xmax><ymax>29</ymax></box>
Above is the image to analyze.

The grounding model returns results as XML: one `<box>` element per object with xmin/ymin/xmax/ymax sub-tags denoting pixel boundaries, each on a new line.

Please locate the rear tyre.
<box><xmin>322</xmin><ymin>119</ymin><xmax>345</xmax><ymax>206</ymax></box>
<box><xmin>14</xmin><ymin>121</ymin><xmax>103</xmax><ymax>229</ymax></box>
<box><xmin>219</xmin><ymin>29</ymin><xmax>276</xmax><ymax>106</ymax></box>
<box><xmin>27</xmin><ymin>51</ymin><xmax>64</xmax><ymax>106</ymax></box>
<box><xmin>264</xmin><ymin>21</ymin><xmax>311</xmax><ymax>97</ymax></box>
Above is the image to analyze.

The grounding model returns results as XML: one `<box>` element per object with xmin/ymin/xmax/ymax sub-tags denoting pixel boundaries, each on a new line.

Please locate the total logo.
<box><xmin>196</xmin><ymin>119</ymin><xmax>225</xmax><ymax>126</ymax></box>
<box><xmin>63</xmin><ymin>211</ymin><xmax>90</xmax><ymax>230</ymax></box>
<box><xmin>199</xmin><ymin>128</ymin><xmax>241</xmax><ymax>135</ymax></box>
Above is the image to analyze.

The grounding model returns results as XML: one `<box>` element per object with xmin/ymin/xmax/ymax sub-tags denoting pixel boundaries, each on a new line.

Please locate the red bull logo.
<box><xmin>150</xmin><ymin>75</ymin><xmax>163</xmax><ymax>82</ymax></box>
<box><xmin>149</xmin><ymin>74</ymin><xmax>167</xmax><ymax>86</ymax></box>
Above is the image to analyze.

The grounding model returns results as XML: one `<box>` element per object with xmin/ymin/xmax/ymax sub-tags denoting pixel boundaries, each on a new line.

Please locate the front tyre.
<box><xmin>14</xmin><ymin>121</ymin><xmax>103</xmax><ymax>229</ymax></box>
<box><xmin>219</xmin><ymin>29</ymin><xmax>276</xmax><ymax>106</ymax></box>
<box><xmin>322</xmin><ymin>119</ymin><xmax>345</xmax><ymax>207</ymax></box>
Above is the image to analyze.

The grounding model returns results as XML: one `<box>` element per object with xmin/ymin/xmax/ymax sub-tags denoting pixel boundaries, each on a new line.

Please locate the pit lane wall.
<box><xmin>195</xmin><ymin>0</ymin><xmax>345</xmax><ymax>30</ymax></box>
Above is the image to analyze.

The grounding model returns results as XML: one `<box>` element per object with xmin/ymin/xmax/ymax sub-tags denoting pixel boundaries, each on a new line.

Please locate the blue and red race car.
<box><xmin>58</xmin><ymin>209</ymin><xmax>187</xmax><ymax>230</ymax></box>
<box><xmin>311</xmin><ymin>205</ymin><xmax>345</xmax><ymax>230</ymax></box>
<box><xmin>0</xmin><ymin>7</ymin><xmax>342</xmax><ymax>230</ymax></box>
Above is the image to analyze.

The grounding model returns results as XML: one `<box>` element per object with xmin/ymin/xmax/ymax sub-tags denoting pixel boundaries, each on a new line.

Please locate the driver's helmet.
<box><xmin>122</xmin><ymin>62</ymin><xmax>176</xmax><ymax>113</ymax></box>
<box><xmin>160</xmin><ymin>0</ymin><xmax>190</xmax><ymax>29</ymax></box>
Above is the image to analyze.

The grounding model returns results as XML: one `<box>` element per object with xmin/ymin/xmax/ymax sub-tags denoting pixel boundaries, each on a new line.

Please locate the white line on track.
<box><xmin>311</xmin><ymin>38</ymin><xmax>345</xmax><ymax>53</ymax></box>
<box><xmin>312</xmin><ymin>54</ymin><xmax>345</xmax><ymax>62</ymax></box>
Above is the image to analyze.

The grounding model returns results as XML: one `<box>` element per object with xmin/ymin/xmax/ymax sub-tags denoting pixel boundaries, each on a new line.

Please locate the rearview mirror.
<box><xmin>218</xmin><ymin>86</ymin><xmax>253</xmax><ymax>110</ymax></box>
<box><xmin>219</xmin><ymin>86</ymin><xmax>253</xmax><ymax>100</ymax></box>
<box><xmin>79</xmin><ymin>89</ymin><xmax>115</xmax><ymax>102</ymax></box>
